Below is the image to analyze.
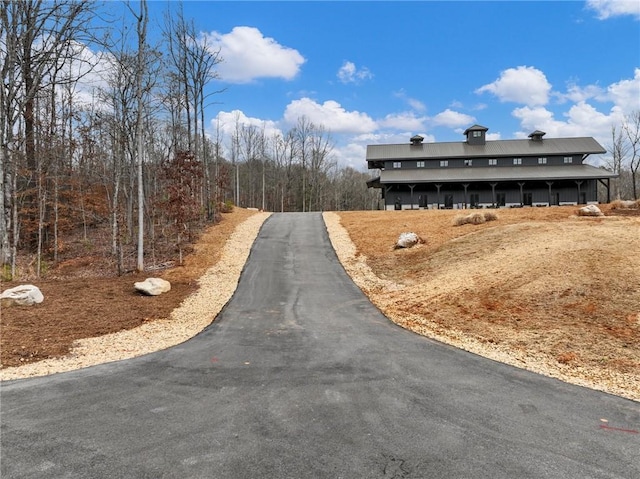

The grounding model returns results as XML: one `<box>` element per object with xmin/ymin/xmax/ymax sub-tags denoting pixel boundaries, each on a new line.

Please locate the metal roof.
<box><xmin>366</xmin><ymin>137</ymin><xmax>606</xmax><ymax>161</ymax></box>
<box><xmin>378</xmin><ymin>164</ymin><xmax>617</xmax><ymax>184</ymax></box>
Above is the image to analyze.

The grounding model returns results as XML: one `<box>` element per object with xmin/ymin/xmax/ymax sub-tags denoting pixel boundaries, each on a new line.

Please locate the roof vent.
<box><xmin>463</xmin><ymin>124</ymin><xmax>489</xmax><ymax>145</ymax></box>
<box><xmin>528</xmin><ymin>130</ymin><xmax>546</xmax><ymax>141</ymax></box>
<box><xmin>410</xmin><ymin>135</ymin><xmax>424</xmax><ymax>146</ymax></box>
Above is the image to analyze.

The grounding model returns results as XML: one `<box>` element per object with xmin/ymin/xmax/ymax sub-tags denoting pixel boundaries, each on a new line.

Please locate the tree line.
<box><xmin>0</xmin><ymin>1</ymin><xmax>379</xmax><ymax>280</ymax></box>
<box><xmin>607</xmin><ymin>111</ymin><xmax>640</xmax><ymax>202</ymax></box>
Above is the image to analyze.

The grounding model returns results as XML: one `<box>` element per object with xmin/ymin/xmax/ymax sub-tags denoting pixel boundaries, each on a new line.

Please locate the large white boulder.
<box><xmin>134</xmin><ymin>277</ymin><xmax>171</xmax><ymax>296</ymax></box>
<box><xmin>0</xmin><ymin>284</ymin><xmax>44</xmax><ymax>306</ymax></box>
<box><xmin>395</xmin><ymin>232</ymin><xmax>421</xmax><ymax>249</ymax></box>
<box><xmin>577</xmin><ymin>204</ymin><xmax>603</xmax><ymax>217</ymax></box>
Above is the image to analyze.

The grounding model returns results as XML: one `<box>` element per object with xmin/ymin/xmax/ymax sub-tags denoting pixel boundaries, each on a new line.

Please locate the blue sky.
<box><xmin>135</xmin><ymin>1</ymin><xmax>639</xmax><ymax>169</ymax></box>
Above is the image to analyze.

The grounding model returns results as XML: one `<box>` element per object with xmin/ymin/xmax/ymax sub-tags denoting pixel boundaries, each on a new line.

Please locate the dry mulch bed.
<box><xmin>1</xmin><ymin>208</ymin><xmax>256</xmax><ymax>368</ymax></box>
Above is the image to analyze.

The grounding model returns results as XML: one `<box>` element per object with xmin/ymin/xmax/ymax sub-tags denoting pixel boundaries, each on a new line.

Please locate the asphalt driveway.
<box><xmin>1</xmin><ymin>212</ymin><xmax>638</xmax><ymax>478</ymax></box>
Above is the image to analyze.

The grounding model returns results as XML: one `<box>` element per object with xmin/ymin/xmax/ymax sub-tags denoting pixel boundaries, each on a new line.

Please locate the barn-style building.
<box><xmin>366</xmin><ymin>125</ymin><xmax>616</xmax><ymax>210</ymax></box>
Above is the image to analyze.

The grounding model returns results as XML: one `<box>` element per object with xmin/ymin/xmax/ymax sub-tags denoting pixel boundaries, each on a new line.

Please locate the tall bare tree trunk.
<box><xmin>135</xmin><ymin>0</ymin><xmax>148</xmax><ymax>272</ymax></box>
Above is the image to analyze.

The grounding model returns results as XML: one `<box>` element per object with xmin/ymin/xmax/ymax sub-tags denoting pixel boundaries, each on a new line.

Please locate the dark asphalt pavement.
<box><xmin>1</xmin><ymin>212</ymin><xmax>638</xmax><ymax>478</ymax></box>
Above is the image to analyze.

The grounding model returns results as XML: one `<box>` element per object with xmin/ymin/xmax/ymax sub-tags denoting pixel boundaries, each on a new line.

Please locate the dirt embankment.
<box><xmin>325</xmin><ymin>206</ymin><xmax>640</xmax><ymax>402</ymax></box>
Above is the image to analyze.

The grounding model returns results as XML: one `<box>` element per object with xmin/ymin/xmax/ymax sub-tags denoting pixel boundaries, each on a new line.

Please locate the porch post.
<box><xmin>385</xmin><ymin>186</ymin><xmax>393</xmax><ymax>210</ymax></box>
<box><xmin>546</xmin><ymin>181</ymin><xmax>554</xmax><ymax>206</ymax></box>
<box><xmin>518</xmin><ymin>182</ymin><xmax>526</xmax><ymax>206</ymax></box>
<box><xmin>462</xmin><ymin>183</ymin><xmax>469</xmax><ymax>209</ymax></box>
<box><xmin>409</xmin><ymin>184</ymin><xmax>416</xmax><ymax>210</ymax></box>
<box><xmin>435</xmin><ymin>184</ymin><xmax>442</xmax><ymax>209</ymax></box>
<box><xmin>490</xmin><ymin>183</ymin><xmax>497</xmax><ymax>208</ymax></box>
<box><xmin>575</xmin><ymin>180</ymin><xmax>583</xmax><ymax>204</ymax></box>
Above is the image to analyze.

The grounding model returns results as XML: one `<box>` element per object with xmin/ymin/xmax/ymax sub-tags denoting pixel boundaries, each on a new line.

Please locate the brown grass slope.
<box><xmin>334</xmin><ymin>206</ymin><xmax>640</xmax><ymax>401</ymax></box>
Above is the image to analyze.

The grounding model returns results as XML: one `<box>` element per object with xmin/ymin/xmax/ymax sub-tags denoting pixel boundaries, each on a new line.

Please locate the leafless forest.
<box><xmin>0</xmin><ymin>1</ymin><xmax>379</xmax><ymax>280</ymax></box>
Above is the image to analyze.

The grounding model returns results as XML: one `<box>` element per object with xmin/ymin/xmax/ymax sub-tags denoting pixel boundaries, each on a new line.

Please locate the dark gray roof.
<box><xmin>366</xmin><ymin>137</ymin><xmax>606</xmax><ymax>161</ymax></box>
<box><xmin>377</xmin><ymin>164</ymin><xmax>617</xmax><ymax>184</ymax></box>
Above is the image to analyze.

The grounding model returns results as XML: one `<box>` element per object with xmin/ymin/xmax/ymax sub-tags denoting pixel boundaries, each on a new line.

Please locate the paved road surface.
<box><xmin>1</xmin><ymin>213</ymin><xmax>638</xmax><ymax>478</ymax></box>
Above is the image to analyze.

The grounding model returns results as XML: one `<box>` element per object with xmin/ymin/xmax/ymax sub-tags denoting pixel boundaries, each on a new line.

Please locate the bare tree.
<box><xmin>161</xmin><ymin>3</ymin><xmax>223</xmax><ymax>218</ymax></box>
<box><xmin>0</xmin><ymin>0</ymin><xmax>96</xmax><ymax>276</ymax></box>
<box><xmin>621</xmin><ymin>111</ymin><xmax>640</xmax><ymax>200</ymax></box>
<box><xmin>293</xmin><ymin>116</ymin><xmax>314</xmax><ymax>212</ymax></box>
<box><xmin>126</xmin><ymin>0</ymin><xmax>148</xmax><ymax>272</ymax></box>
<box><xmin>0</xmin><ymin>1</ymin><xmax>20</xmax><ymax>271</ymax></box>
<box><xmin>308</xmin><ymin>124</ymin><xmax>335</xmax><ymax>211</ymax></box>
<box><xmin>607</xmin><ymin>126</ymin><xmax>628</xmax><ymax>200</ymax></box>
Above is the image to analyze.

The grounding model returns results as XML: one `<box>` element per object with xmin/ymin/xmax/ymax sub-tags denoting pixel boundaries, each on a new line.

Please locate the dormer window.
<box><xmin>440</xmin><ymin>160</ymin><xmax>448</xmax><ymax>167</ymax></box>
<box><xmin>528</xmin><ymin>130</ymin><xmax>546</xmax><ymax>141</ymax></box>
<box><xmin>463</xmin><ymin>124</ymin><xmax>489</xmax><ymax>145</ymax></box>
<box><xmin>410</xmin><ymin>135</ymin><xmax>424</xmax><ymax>146</ymax></box>
<box><xmin>393</xmin><ymin>162</ymin><xmax>401</xmax><ymax>168</ymax></box>
<box><xmin>464</xmin><ymin>159</ymin><xmax>473</xmax><ymax>166</ymax></box>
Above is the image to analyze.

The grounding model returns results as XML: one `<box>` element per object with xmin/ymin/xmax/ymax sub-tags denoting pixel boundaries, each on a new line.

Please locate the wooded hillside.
<box><xmin>0</xmin><ymin>1</ymin><xmax>379</xmax><ymax>280</ymax></box>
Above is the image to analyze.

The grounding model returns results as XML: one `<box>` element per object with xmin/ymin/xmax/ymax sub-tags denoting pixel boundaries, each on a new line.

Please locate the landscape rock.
<box><xmin>134</xmin><ymin>278</ymin><xmax>171</xmax><ymax>296</ymax></box>
<box><xmin>577</xmin><ymin>204</ymin><xmax>603</xmax><ymax>217</ymax></box>
<box><xmin>395</xmin><ymin>232</ymin><xmax>421</xmax><ymax>249</ymax></box>
<box><xmin>616</xmin><ymin>200</ymin><xmax>639</xmax><ymax>209</ymax></box>
<box><xmin>0</xmin><ymin>284</ymin><xmax>44</xmax><ymax>306</ymax></box>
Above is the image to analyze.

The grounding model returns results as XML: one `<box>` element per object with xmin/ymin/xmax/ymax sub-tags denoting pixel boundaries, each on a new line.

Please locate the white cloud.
<box><xmin>334</xmin><ymin>142</ymin><xmax>368</xmax><ymax>169</ymax></box>
<box><xmin>393</xmin><ymin>89</ymin><xmax>426</xmax><ymax>112</ymax></box>
<box><xmin>559</xmin><ymin>82</ymin><xmax>606</xmax><ymax>104</ymax></box>
<box><xmin>607</xmin><ymin>68</ymin><xmax>640</xmax><ymax>114</ymax></box>
<box><xmin>431</xmin><ymin>109</ymin><xmax>475</xmax><ymax>128</ymax></box>
<box><xmin>476</xmin><ymin>66</ymin><xmax>552</xmax><ymax>106</ymax></box>
<box><xmin>203</xmin><ymin>26</ymin><xmax>305</xmax><ymax>83</ymax></box>
<box><xmin>512</xmin><ymin>102</ymin><xmax>624</xmax><ymax>146</ymax></box>
<box><xmin>586</xmin><ymin>0</ymin><xmax>640</xmax><ymax>20</ymax></box>
<box><xmin>25</xmin><ymin>41</ymin><xmax>113</xmax><ymax>111</ymax></box>
<box><xmin>509</xmin><ymin>68</ymin><xmax>638</xmax><ymax>146</ymax></box>
<box><xmin>337</xmin><ymin>61</ymin><xmax>373</xmax><ymax>84</ymax></box>
<box><xmin>407</xmin><ymin>98</ymin><xmax>426</xmax><ymax>112</ymax></box>
<box><xmin>378</xmin><ymin>111</ymin><xmax>427</xmax><ymax>131</ymax></box>
<box><xmin>283</xmin><ymin>98</ymin><xmax>377</xmax><ymax>134</ymax></box>
<box><xmin>212</xmin><ymin>110</ymin><xmax>282</xmax><ymax>141</ymax></box>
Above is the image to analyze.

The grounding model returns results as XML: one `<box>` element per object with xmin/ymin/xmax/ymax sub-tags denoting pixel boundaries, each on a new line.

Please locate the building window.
<box><xmin>393</xmin><ymin>162</ymin><xmax>401</xmax><ymax>168</ymax></box>
<box><xmin>416</xmin><ymin>161</ymin><xmax>425</xmax><ymax>168</ymax></box>
<box><xmin>488</xmin><ymin>159</ymin><xmax>497</xmax><ymax>166</ymax></box>
<box><xmin>464</xmin><ymin>159</ymin><xmax>472</xmax><ymax>166</ymax></box>
<box><xmin>472</xmin><ymin>130</ymin><xmax>482</xmax><ymax>138</ymax></box>
<box><xmin>564</xmin><ymin>156</ymin><xmax>573</xmax><ymax>164</ymax></box>
<box><xmin>513</xmin><ymin>158</ymin><xmax>522</xmax><ymax>165</ymax></box>
<box><xmin>538</xmin><ymin>157</ymin><xmax>547</xmax><ymax>164</ymax></box>
<box><xmin>440</xmin><ymin>160</ymin><xmax>448</xmax><ymax>167</ymax></box>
